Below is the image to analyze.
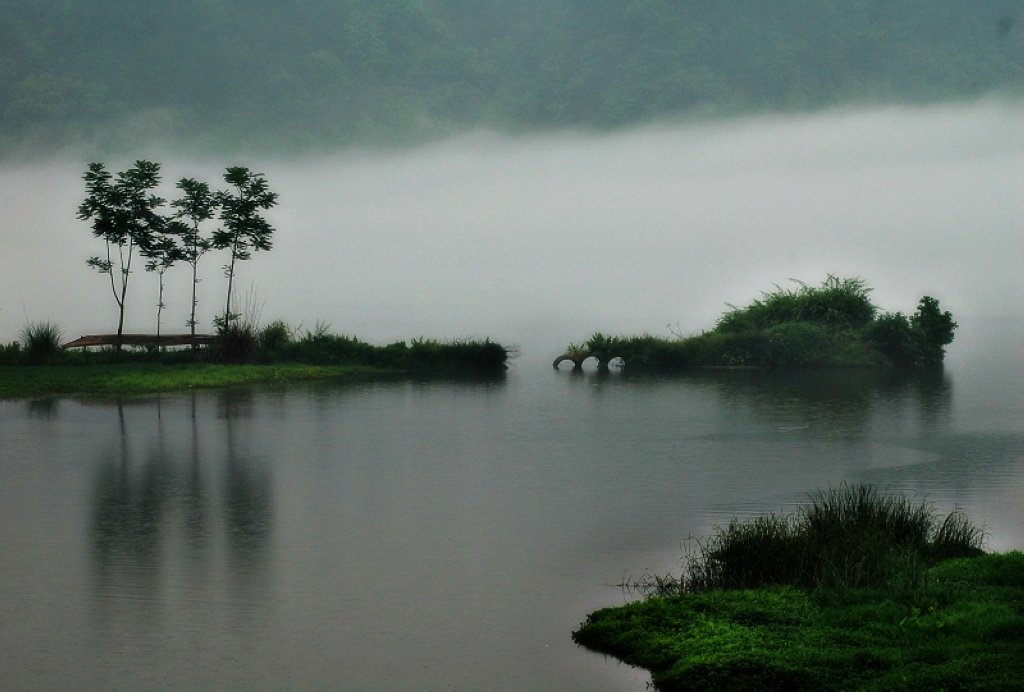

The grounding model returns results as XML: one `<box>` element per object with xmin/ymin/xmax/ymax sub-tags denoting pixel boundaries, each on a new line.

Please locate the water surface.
<box><xmin>1</xmin><ymin>318</ymin><xmax>1021</xmax><ymax>689</ymax></box>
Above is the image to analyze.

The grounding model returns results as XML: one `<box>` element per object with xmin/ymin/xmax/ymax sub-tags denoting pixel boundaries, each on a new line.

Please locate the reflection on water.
<box><xmin>89</xmin><ymin>392</ymin><xmax>273</xmax><ymax>640</ymax></box>
<box><xmin>1</xmin><ymin>327</ymin><xmax>1022</xmax><ymax>689</ymax></box>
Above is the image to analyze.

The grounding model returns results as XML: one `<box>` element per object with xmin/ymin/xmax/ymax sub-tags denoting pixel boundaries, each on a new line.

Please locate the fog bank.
<box><xmin>1</xmin><ymin>98</ymin><xmax>1020</xmax><ymax>362</ymax></box>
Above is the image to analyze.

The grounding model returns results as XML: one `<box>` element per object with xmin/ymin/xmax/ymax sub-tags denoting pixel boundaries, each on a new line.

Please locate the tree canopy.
<box><xmin>1</xmin><ymin>1</ymin><xmax>1020</xmax><ymax>155</ymax></box>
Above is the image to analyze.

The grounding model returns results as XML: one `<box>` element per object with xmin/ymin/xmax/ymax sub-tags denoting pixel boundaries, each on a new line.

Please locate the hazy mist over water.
<box><xmin>2</xmin><ymin>98</ymin><xmax>1020</xmax><ymax>361</ymax></box>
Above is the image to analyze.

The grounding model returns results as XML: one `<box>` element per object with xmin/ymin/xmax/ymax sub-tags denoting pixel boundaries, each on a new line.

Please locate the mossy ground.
<box><xmin>574</xmin><ymin>552</ymin><xmax>1024</xmax><ymax>690</ymax></box>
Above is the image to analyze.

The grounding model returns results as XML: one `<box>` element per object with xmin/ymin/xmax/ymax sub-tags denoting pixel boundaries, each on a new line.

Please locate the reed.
<box><xmin>682</xmin><ymin>484</ymin><xmax>984</xmax><ymax>593</ymax></box>
<box><xmin>20</xmin><ymin>321</ymin><xmax>64</xmax><ymax>365</ymax></box>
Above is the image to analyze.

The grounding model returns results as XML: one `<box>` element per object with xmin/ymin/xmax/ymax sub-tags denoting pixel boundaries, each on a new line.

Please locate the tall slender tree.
<box><xmin>212</xmin><ymin>167</ymin><xmax>278</xmax><ymax>331</ymax></box>
<box><xmin>79</xmin><ymin>160</ymin><xmax>166</xmax><ymax>347</ymax></box>
<box><xmin>142</xmin><ymin>234</ymin><xmax>185</xmax><ymax>341</ymax></box>
<box><xmin>171</xmin><ymin>177</ymin><xmax>218</xmax><ymax>342</ymax></box>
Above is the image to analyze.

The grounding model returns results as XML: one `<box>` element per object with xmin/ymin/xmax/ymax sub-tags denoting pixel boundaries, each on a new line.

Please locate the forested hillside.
<box><xmin>1</xmin><ymin>0</ymin><xmax>1020</xmax><ymax>155</ymax></box>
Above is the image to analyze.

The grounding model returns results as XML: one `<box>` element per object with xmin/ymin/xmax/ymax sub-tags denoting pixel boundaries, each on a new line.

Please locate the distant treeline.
<box><xmin>1</xmin><ymin>0</ymin><xmax>1021</xmax><ymax>154</ymax></box>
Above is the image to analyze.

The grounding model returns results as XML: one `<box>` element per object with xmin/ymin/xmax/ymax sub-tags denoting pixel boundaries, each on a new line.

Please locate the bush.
<box><xmin>258</xmin><ymin>320</ymin><xmax>292</xmax><ymax>352</ymax></box>
<box><xmin>763</xmin><ymin>321</ymin><xmax>828</xmax><ymax>366</ymax></box>
<box><xmin>0</xmin><ymin>341</ymin><xmax>22</xmax><ymax>365</ymax></box>
<box><xmin>717</xmin><ymin>275</ymin><xmax>876</xmax><ymax>333</ymax></box>
<box><xmin>213</xmin><ymin>322</ymin><xmax>258</xmax><ymax>363</ymax></box>
<box><xmin>867</xmin><ymin>297</ymin><xmax>957</xmax><ymax>366</ymax></box>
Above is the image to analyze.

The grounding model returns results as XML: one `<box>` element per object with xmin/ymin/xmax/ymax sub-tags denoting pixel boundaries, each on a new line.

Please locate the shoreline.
<box><xmin>0</xmin><ymin>363</ymin><xmax>397</xmax><ymax>400</ymax></box>
<box><xmin>574</xmin><ymin>551</ymin><xmax>1024</xmax><ymax>690</ymax></box>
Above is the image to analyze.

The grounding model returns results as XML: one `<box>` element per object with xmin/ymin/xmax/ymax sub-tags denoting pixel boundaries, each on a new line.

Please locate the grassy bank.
<box><xmin>565</xmin><ymin>276</ymin><xmax>957</xmax><ymax>370</ymax></box>
<box><xmin>0</xmin><ymin>363</ymin><xmax>387</xmax><ymax>399</ymax></box>
<box><xmin>0</xmin><ymin>321</ymin><xmax>511</xmax><ymax>398</ymax></box>
<box><xmin>573</xmin><ymin>486</ymin><xmax>1022</xmax><ymax>689</ymax></box>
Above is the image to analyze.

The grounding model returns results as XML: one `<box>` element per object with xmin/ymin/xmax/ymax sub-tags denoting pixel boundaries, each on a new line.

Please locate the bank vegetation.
<box><xmin>0</xmin><ymin>319</ymin><xmax>509</xmax><ymax>399</ymax></box>
<box><xmin>573</xmin><ymin>484</ymin><xmax>1021</xmax><ymax>689</ymax></box>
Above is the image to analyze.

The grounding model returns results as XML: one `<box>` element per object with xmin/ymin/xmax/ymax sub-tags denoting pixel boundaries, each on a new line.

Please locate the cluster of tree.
<box><xmin>1</xmin><ymin>1</ymin><xmax>1020</xmax><ymax>154</ymax></box>
<box><xmin>78</xmin><ymin>161</ymin><xmax>277</xmax><ymax>345</ymax></box>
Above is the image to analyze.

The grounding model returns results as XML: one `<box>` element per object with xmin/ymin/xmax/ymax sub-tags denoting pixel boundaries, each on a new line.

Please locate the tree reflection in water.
<box><xmin>89</xmin><ymin>390</ymin><xmax>273</xmax><ymax>629</ymax></box>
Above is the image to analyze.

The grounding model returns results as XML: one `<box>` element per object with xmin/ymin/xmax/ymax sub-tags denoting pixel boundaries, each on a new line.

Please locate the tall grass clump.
<box><xmin>212</xmin><ymin>321</ymin><xmax>258</xmax><ymax>363</ymax></box>
<box><xmin>682</xmin><ymin>484</ymin><xmax>984</xmax><ymax>593</ymax></box>
<box><xmin>716</xmin><ymin>275</ymin><xmax>876</xmax><ymax>333</ymax></box>
<box><xmin>20</xmin><ymin>321</ymin><xmax>64</xmax><ymax>364</ymax></box>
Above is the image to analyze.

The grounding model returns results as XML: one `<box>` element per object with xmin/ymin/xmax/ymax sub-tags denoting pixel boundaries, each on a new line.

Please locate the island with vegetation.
<box><xmin>0</xmin><ymin>158</ymin><xmax>510</xmax><ymax>400</ymax></box>
<box><xmin>0</xmin><ymin>320</ymin><xmax>509</xmax><ymax>399</ymax></box>
<box><xmin>555</xmin><ymin>276</ymin><xmax>957</xmax><ymax>371</ymax></box>
<box><xmin>573</xmin><ymin>484</ymin><xmax>1023</xmax><ymax>689</ymax></box>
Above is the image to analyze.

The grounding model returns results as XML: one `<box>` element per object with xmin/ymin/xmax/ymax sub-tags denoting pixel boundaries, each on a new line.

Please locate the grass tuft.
<box><xmin>20</xmin><ymin>321</ymin><xmax>64</xmax><ymax>364</ymax></box>
<box><xmin>680</xmin><ymin>484</ymin><xmax>984</xmax><ymax>593</ymax></box>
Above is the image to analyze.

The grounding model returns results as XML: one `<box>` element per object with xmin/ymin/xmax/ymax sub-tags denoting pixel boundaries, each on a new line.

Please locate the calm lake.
<box><xmin>1</xmin><ymin>317</ymin><xmax>1021</xmax><ymax>689</ymax></box>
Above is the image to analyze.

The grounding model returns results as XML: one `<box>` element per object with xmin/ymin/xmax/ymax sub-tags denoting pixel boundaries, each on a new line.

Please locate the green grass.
<box><xmin>0</xmin><ymin>363</ymin><xmax>387</xmax><ymax>398</ymax></box>
<box><xmin>573</xmin><ymin>486</ymin><xmax>1014</xmax><ymax>689</ymax></box>
<box><xmin>0</xmin><ymin>320</ymin><xmax>511</xmax><ymax>398</ymax></box>
<box><xmin>574</xmin><ymin>553</ymin><xmax>1024</xmax><ymax>690</ymax></box>
<box><xmin>680</xmin><ymin>485</ymin><xmax>983</xmax><ymax>593</ymax></box>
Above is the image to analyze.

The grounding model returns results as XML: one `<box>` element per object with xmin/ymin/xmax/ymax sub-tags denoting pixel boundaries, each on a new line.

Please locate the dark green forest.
<box><xmin>1</xmin><ymin>0</ymin><xmax>1020</xmax><ymax>155</ymax></box>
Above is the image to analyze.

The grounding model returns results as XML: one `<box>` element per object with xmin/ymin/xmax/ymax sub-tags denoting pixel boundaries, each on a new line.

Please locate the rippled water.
<box><xmin>1</xmin><ymin>318</ymin><xmax>1021</xmax><ymax>689</ymax></box>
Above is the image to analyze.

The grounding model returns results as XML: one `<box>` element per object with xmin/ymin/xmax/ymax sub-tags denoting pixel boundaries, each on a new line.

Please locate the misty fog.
<box><xmin>1</xmin><ymin>97</ymin><xmax>1020</xmax><ymax>363</ymax></box>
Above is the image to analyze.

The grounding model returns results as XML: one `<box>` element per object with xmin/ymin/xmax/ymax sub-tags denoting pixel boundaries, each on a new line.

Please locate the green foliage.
<box><xmin>79</xmin><ymin>160</ymin><xmax>167</xmax><ymax>340</ymax></box>
<box><xmin>19</xmin><ymin>320</ymin><xmax>63</xmax><ymax>364</ymax></box>
<box><xmin>0</xmin><ymin>323</ymin><xmax>510</xmax><ymax>397</ymax></box>
<box><xmin>170</xmin><ymin>177</ymin><xmax>218</xmax><ymax>335</ymax></box>
<box><xmin>911</xmin><ymin>296</ymin><xmax>958</xmax><ymax>364</ymax></box>
<box><xmin>716</xmin><ymin>276</ymin><xmax>876</xmax><ymax>333</ymax></box>
<box><xmin>212</xmin><ymin>322</ymin><xmax>259</xmax><ymax>364</ymax></box>
<box><xmin>681</xmin><ymin>484</ymin><xmax>984</xmax><ymax>593</ymax></box>
<box><xmin>584</xmin><ymin>332</ymin><xmax>619</xmax><ymax>363</ymax></box>
<box><xmin>258</xmin><ymin>320</ymin><xmax>293</xmax><ymax>352</ymax></box>
<box><xmin>1</xmin><ymin>2</ymin><xmax>1021</xmax><ymax>154</ymax></box>
<box><xmin>763</xmin><ymin>321</ymin><xmax>829</xmax><ymax>366</ymax></box>
<box><xmin>0</xmin><ymin>363</ymin><xmax>384</xmax><ymax>399</ymax></box>
<box><xmin>573</xmin><ymin>552</ymin><xmax>1024</xmax><ymax>690</ymax></box>
<box><xmin>576</xmin><ymin>277</ymin><xmax>955</xmax><ymax>370</ymax></box>
<box><xmin>0</xmin><ymin>341</ymin><xmax>22</xmax><ymax>365</ymax></box>
<box><xmin>866</xmin><ymin>297</ymin><xmax>958</xmax><ymax>366</ymax></box>
<box><xmin>212</xmin><ymin>167</ymin><xmax>278</xmax><ymax>330</ymax></box>
<box><xmin>264</xmin><ymin>328</ymin><xmax>509</xmax><ymax>373</ymax></box>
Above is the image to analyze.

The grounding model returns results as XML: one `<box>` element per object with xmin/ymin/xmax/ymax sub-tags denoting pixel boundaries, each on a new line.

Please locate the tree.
<box><xmin>212</xmin><ymin>167</ymin><xmax>278</xmax><ymax>331</ymax></box>
<box><xmin>911</xmin><ymin>296</ymin><xmax>957</xmax><ymax>364</ymax></box>
<box><xmin>171</xmin><ymin>177</ymin><xmax>218</xmax><ymax>343</ymax></box>
<box><xmin>79</xmin><ymin>160</ymin><xmax>166</xmax><ymax>347</ymax></box>
<box><xmin>142</xmin><ymin>234</ymin><xmax>185</xmax><ymax>341</ymax></box>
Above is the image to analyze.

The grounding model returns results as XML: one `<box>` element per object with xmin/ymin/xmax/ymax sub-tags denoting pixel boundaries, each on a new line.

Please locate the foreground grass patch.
<box><xmin>574</xmin><ymin>552</ymin><xmax>1024</xmax><ymax>690</ymax></box>
<box><xmin>0</xmin><ymin>363</ymin><xmax>386</xmax><ymax>398</ymax></box>
<box><xmin>574</xmin><ymin>486</ymin><xmax>1017</xmax><ymax>689</ymax></box>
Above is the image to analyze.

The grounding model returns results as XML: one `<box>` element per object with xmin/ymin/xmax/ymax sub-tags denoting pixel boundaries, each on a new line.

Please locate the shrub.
<box><xmin>0</xmin><ymin>341</ymin><xmax>22</xmax><ymax>365</ymax></box>
<box><xmin>258</xmin><ymin>320</ymin><xmax>292</xmax><ymax>351</ymax></box>
<box><xmin>763</xmin><ymin>321</ymin><xmax>828</xmax><ymax>366</ymax></box>
<box><xmin>868</xmin><ymin>297</ymin><xmax>957</xmax><ymax>366</ymax></box>
<box><xmin>213</xmin><ymin>322</ymin><xmax>258</xmax><ymax>363</ymax></box>
<box><xmin>717</xmin><ymin>275</ymin><xmax>876</xmax><ymax>333</ymax></box>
